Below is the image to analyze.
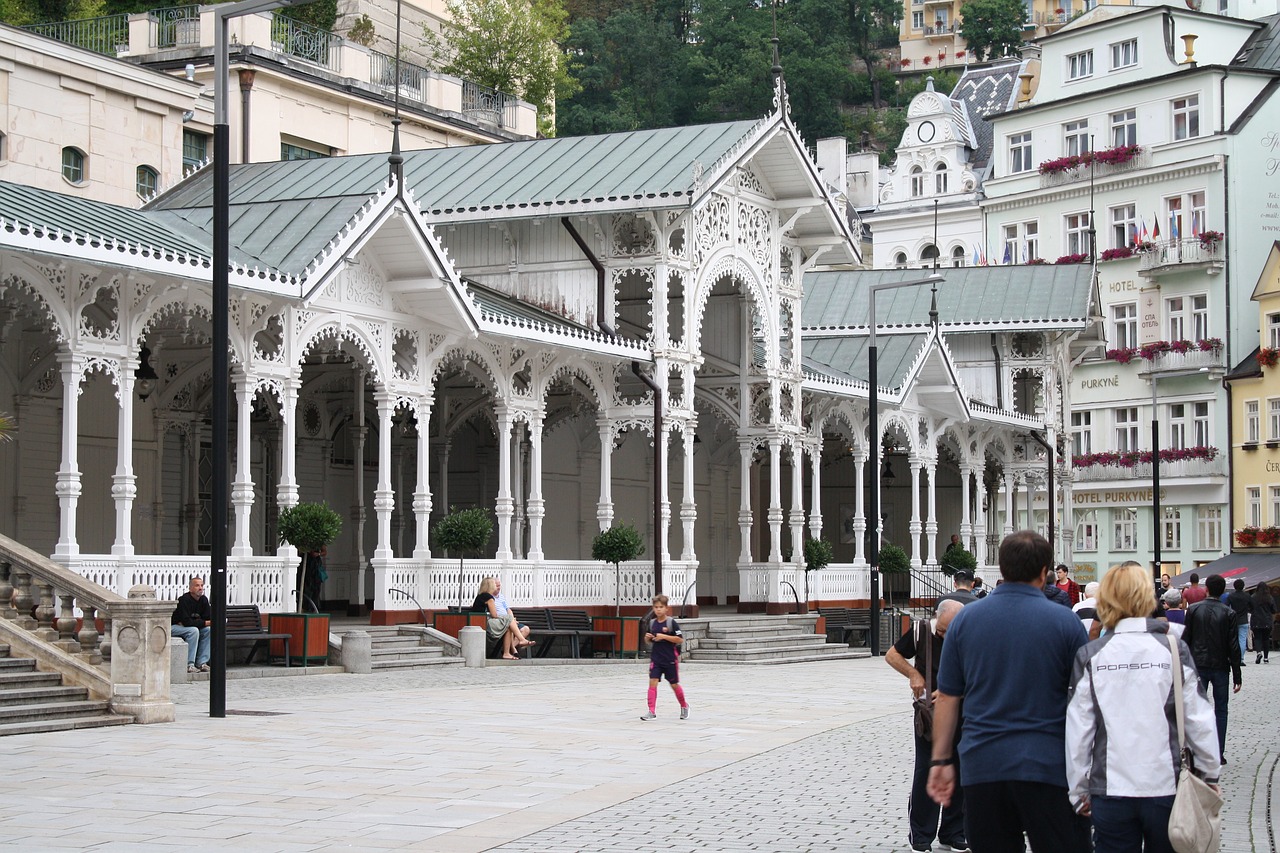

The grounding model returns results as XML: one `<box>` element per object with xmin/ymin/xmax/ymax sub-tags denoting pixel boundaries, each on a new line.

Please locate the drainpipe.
<box><xmin>562</xmin><ymin>217</ymin><xmax>664</xmax><ymax>594</ymax></box>
<box><xmin>991</xmin><ymin>335</ymin><xmax>1005</xmax><ymax>408</ymax></box>
<box><xmin>238</xmin><ymin>69</ymin><xmax>255</xmax><ymax>164</ymax></box>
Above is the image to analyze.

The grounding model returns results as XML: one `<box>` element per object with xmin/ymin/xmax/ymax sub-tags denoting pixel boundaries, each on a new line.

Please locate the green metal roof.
<box><xmin>803</xmin><ymin>334</ymin><xmax>927</xmax><ymax>392</ymax></box>
<box><xmin>801</xmin><ymin>265</ymin><xmax>1095</xmax><ymax>330</ymax></box>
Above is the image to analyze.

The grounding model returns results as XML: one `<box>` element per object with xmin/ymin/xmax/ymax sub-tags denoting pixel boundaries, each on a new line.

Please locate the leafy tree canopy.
<box><xmin>424</xmin><ymin>0</ymin><xmax>577</xmax><ymax>136</ymax></box>
<box><xmin>957</xmin><ymin>0</ymin><xmax>1026</xmax><ymax>62</ymax></box>
<box><xmin>592</xmin><ymin>524</ymin><xmax>645</xmax><ymax>566</ymax></box>
<box><xmin>433</xmin><ymin>507</ymin><xmax>494</xmax><ymax>555</ymax></box>
<box><xmin>278</xmin><ymin>502</ymin><xmax>343</xmax><ymax>553</ymax></box>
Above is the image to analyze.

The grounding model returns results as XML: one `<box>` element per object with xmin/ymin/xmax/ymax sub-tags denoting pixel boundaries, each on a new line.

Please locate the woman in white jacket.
<box><xmin>1066</xmin><ymin>562</ymin><xmax>1220</xmax><ymax>852</ymax></box>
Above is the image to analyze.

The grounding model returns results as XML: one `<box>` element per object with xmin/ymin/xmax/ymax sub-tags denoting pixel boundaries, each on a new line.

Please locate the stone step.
<box><xmin>0</xmin><ymin>685</ymin><xmax>88</xmax><ymax>707</ymax></box>
<box><xmin>689</xmin><ymin>644</ymin><xmax>864</xmax><ymax>662</ymax></box>
<box><xmin>705</xmin><ymin>624</ymin><xmax>816</xmax><ymax>639</ymax></box>
<box><xmin>696</xmin><ymin>634</ymin><xmax>830</xmax><ymax>651</ymax></box>
<box><xmin>0</xmin><ymin>699</ymin><xmax>114</xmax><ymax>724</ymax></box>
<box><xmin>0</xmin><ymin>713</ymin><xmax>133</xmax><ymax>737</ymax></box>
<box><xmin>0</xmin><ymin>671</ymin><xmax>62</xmax><ymax>689</ymax></box>
<box><xmin>369</xmin><ymin>647</ymin><xmax>446</xmax><ymax>661</ymax></box>
<box><xmin>0</xmin><ymin>658</ymin><xmax>36</xmax><ymax>671</ymax></box>
<box><xmin>370</xmin><ymin>657</ymin><xmax>463</xmax><ymax>671</ymax></box>
<box><xmin>368</xmin><ymin>636</ymin><xmax>424</xmax><ymax>649</ymax></box>
<box><xmin>688</xmin><ymin>650</ymin><xmax>868</xmax><ymax>665</ymax></box>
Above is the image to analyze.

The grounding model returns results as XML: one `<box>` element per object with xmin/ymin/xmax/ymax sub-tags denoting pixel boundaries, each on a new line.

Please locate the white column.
<box><xmin>495</xmin><ymin>409</ymin><xmax>514</xmax><ymax>560</ymax></box>
<box><xmin>738</xmin><ymin>440</ymin><xmax>753</xmax><ymax>564</ymax></box>
<box><xmin>659</xmin><ymin>425</ymin><xmax>671</xmax><ymax>563</ymax></box>
<box><xmin>596</xmin><ymin>419</ymin><xmax>614</xmax><ymax>531</ymax></box>
<box><xmin>959</xmin><ymin>465</ymin><xmax>973</xmax><ymax>554</ymax></box>
<box><xmin>373</xmin><ymin>392</ymin><xmax>395</xmax><ymax>561</ymax></box>
<box><xmin>908</xmin><ymin>457</ymin><xmax>922</xmax><ymax>568</ymax></box>
<box><xmin>788</xmin><ymin>441</ymin><xmax>804</xmax><ymax>565</ymax></box>
<box><xmin>527</xmin><ymin>412</ymin><xmax>545</xmax><ymax>562</ymax></box>
<box><xmin>53</xmin><ymin>352</ymin><xmax>83</xmax><ymax>561</ymax></box>
<box><xmin>680</xmin><ymin>426</ymin><xmax>696</xmax><ymax>562</ymax></box>
<box><xmin>277</xmin><ymin>376</ymin><xmax>300</xmax><ymax>511</ymax></box>
<box><xmin>808</xmin><ymin>442</ymin><xmax>823</xmax><ymax>542</ymax></box>
<box><xmin>1003</xmin><ymin>472</ymin><xmax>1016</xmax><ymax>536</ymax></box>
<box><xmin>853</xmin><ymin>453</ymin><xmax>866</xmax><ymax>564</ymax></box>
<box><xmin>231</xmin><ymin>372</ymin><xmax>255</xmax><ymax>557</ymax></box>
<box><xmin>512</xmin><ymin>426</ymin><xmax>526</xmax><ymax>560</ymax></box>
<box><xmin>351</xmin><ymin>368</ymin><xmax>367</xmax><ymax>609</ymax></box>
<box><xmin>767</xmin><ymin>437</ymin><xmax>783</xmax><ymax>563</ymax></box>
<box><xmin>974</xmin><ymin>468</ymin><xmax>988</xmax><ymax>566</ymax></box>
<box><xmin>413</xmin><ymin>396</ymin><xmax>432</xmax><ymax>560</ymax></box>
<box><xmin>925</xmin><ymin>456</ymin><xmax>939</xmax><ymax>566</ymax></box>
<box><xmin>111</xmin><ymin>355</ymin><xmax>138</xmax><ymax>556</ymax></box>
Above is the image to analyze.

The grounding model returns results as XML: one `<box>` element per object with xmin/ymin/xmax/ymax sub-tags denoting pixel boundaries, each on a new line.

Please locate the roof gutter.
<box><xmin>562</xmin><ymin>217</ymin><xmax>665</xmax><ymax>596</ymax></box>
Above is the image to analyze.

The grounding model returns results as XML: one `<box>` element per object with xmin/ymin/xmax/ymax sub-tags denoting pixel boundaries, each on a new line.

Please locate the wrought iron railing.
<box><xmin>462</xmin><ymin>80</ymin><xmax>520</xmax><ymax>129</ymax></box>
<box><xmin>23</xmin><ymin>13</ymin><xmax>129</xmax><ymax>55</ymax></box>
<box><xmin>1139</xmin><ymin>237</ymin><xmax>1225</xmax><ymax>271</ymax></box>
<box><xmin>271</xmin><ymin>12</ymin><xmax>342</xmax><ymax>73</ymax></box>
<box><xmin>149</xmin><ymin>5</ymin><xmax>201</xmax><ymax>49</ymax></box>
<box><xmin>369</xmin><ymin>51</ymin><xmax>430</xmax><ymax>105</ymax></box>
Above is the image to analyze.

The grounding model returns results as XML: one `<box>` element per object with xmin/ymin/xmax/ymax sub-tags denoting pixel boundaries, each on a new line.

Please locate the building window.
<box><xmin>1270</xmin><ymin>398</ymin><xmax>1280</xmax><ymax>440</ymax></box>
<box><xmin>1193</xmin><ymin>401</ymin><xmax>1209</xmax><ymax>447</ymax></box>
<box><xmin>1249</xmin><ymin>486</ymin><xmax>1262</xmax><ymax>528</ymax></box>
<box><xmin>920</xmin><ymin>244</ymin><xmax>940</xmax><ymax>267</ymax></box>
<box><xmin>1196</xmin><ymin>506</ymin><xmax>1221</xmax><ymax>551</ymax></box>
<box><xmin>1191</xmin><ymin>295</ymin><xmax>1209</xmax><ymax>341</ymax></box>
<box><xmin>1166</xmin><ymin>296</ymin><xmax>1186</xmax><ymax>342</ymax></box>
<box><xmin>1072</xmin><ymin>411</ymin><xmax>1092</xmax><ymax>457</ymax></box>
<box><xmin>1269</xmin><ymin>313</ymin><xmax>1280</xmax><ymax>350</ymax></box>
<box><xmin>1111</xmin><ymin>203</ymin><xmax>1136</xmax><ymax>250</ymax></box>
<box><xmin>1272</xmin><ymin>486</ymin><xmax>1280</xmax><ymax>526</ymax></box>
<box><xmin>1003</xmin><ymin>221</ymin><xmax>1038</xmax><ymax>263</ymax></box>
<box><xmin>1247</xmin><ymin>400</ymin><xmax>1261</xmax><ymax>444</ymax></box>
<box><xmin>951</xmin><ymin>246</ymin><xmax>966</xmax><ymax>267</ymax></box>
<box><xmin>281</xmin><ymin>141</ymin><xmax>328</xmax><ymax>161</ymax></box>
<box><xmin>1110</xmin><ymin>109</ymin><xmax>1137</xmax><ymax>148</ymax></box>
<box><xmin>912</xmin><ymin>10</ymin><xmax>924</xmax><ymax>29</ymax></box>
<box><xmin>1065</xmin><ymin>120</ymin><xmax>1091</xmax><ymax>158</ymax></box>
<box><xmin>934</xmin><ymin>162</ymin><xmax>948</xmax><ymax>194</ymax></box>
<box><xmin>894</xmin><ymin>252</ymin><xmax>908</xmax><ymax>269</ymax></box>
<box><xmin>1163</xmin><ymin>507</ymin><xmax>1181</xmax><ymax>550</ymax></box>
<box><xmin>1163</xmin><ymin>192</ymin><xmax>1205</xmax><ymax>242</ymax></box>
<box><xmin>910</xmin><ymin>165</ymin><xmax>925</xmax><ymax>198</ymax></box>
<box><xmin>1067</xmin><ymin>50</ymin><xmax>1094</xmax><ymax>80</ymax></box>
<box><xmin>0</xmin><ymin>132</ymin><xmax>7</xmax><ymax>162</ymax></box>
<box><xmin>1113</xmin><ymin>508</ymin><xmax>1137</xmax><ymax>551</ymax></box>
<box><xmin>1077</xmin><ymin>512</ymin><xmax>1098</xmax><ymax>551</ymax></box>
<box><xmin>1066</xmin><ymin>211</ymin><xmax>1092</xmax><ymax>256</ymax></box>
<box><xmin>1009</xmin><ymin>133</ymin><xmax>1033</xmax><ymax>174</ymax></box>
<box><xmin>182</xmin><ymin>130</ymin><xmax>209</xmax><ymax>174</ymax></box>
<box><xmin>1172</xmin><ymin>95</ymin><xmax>1200</xmax><ymax>141</ymax></box>
<box><xmin>1112</xmin><ymin>302</ymin><xmax>1137</xmax><ymax>350</ymax></box>
<box><xmin>1111</xmin><ymin>39</ymin><xmax>1138</xmax><ymax>70</ymax></box>
<box><xmin>136</xmin><ymin>165</ymin><xmax>159</xmax><ymax>199</ymax></box>
<box><xmin>1115</xmin><ymin>407</ymin><xmax>1139</xmax><ymax>452</ymax></box>
<box><xmin>1168</xmin><ymin>403</ymin><xmax>1187</xmax><ymax>450</ymax></box>
<box><xmin>61</xmin><ymin>147</ymin><xmax>86</xmax><ymax>184</ymax></box>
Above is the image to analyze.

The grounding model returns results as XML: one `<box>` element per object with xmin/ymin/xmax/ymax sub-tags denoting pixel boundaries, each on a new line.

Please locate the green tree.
<box><xmin>592</xmin><ymin>524</ymin><xmax>645</xmax><ymax>615</ymax></box>
<box><xmin>0</xmin><ymin>0</ymin><xmax>103</xmax><ymax>27</ymax></box>
<box><xmin>958</xmin><ymin>0</ymin><xmax>1026</xmax><ymax>62</ymax></box>
<box><xmin>940</xmin><ymin>547</ymin><xmax>977</xmax><ymax>576</ymax></box>
<box><xmin>876</xmin><ymin>543</ymin><xmax>910</xmax><ymax>574</ymax></box>
<box><xmin>277</xmin><ymin>502</ymin><xmax>343</xmax><ymax>612</ymax></box>
<box><xmin>424</xmin><ymin>0</ymin><xmax>577</xmax><ymax>137</ymax></box>
<box><xmin>802</xmin><ymin>538</ymin><xmax>833</xmax><ymax>610</ymax></box>
<box><xmin>433</xmin><ymin>507</ymin><xmax>494</xmax><ymax>608</ymax></box>
<box><xmin>838</xmin><ymin>0</ymin><xmax>900</xmax><ymax>108</ymax></box>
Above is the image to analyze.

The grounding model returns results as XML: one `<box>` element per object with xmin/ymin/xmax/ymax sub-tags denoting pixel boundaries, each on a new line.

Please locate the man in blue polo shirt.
<box><xmin>927</xmin><ymin>530</ymin><xmax>1090</xmax><ymax>852</ymax></box>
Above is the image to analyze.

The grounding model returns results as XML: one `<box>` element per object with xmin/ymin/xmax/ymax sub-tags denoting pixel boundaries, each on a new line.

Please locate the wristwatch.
<box><xmin>929</xmin><ymin>758</ymin><xmax>956</xmax><ymax>767</ymax></box>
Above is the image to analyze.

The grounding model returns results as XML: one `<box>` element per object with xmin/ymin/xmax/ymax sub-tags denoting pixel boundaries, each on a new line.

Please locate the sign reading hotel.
<box><xmin>1139</xmin><ymin>287</ymin><xmax>1161</xmax><ymax>345</ymax></box>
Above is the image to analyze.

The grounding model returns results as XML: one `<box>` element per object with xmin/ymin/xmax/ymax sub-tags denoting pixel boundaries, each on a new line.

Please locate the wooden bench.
<box><xmin>226</xmin><ymin>605</ymin><xmax>293</xmax><ymax>665</ymax></box>
<box><xmin>818</xmin><ymin>607</ymin><xmax>872</xmax><ymax>647</ymax></box>
<box><xmin>510</xmin><ymin>608</ymin><xmax>579</xmax><ymax>658</ymax></box>
<box><xmin>549</xmin><ymin>610</ymin><xmax>617</xmax><ymax>658</ymax></box>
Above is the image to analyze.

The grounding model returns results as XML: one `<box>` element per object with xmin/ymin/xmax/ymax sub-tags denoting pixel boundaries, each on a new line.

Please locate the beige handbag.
<box><xmin>1167</xmin><ymin>635</ymin><xmax>1223</xmax><ymax>853</ymax></box>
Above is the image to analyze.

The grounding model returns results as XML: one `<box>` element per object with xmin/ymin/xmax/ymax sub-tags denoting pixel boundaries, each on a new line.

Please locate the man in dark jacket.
<box><xmin>1184</xmin><ymin>573</ymin><xmax>1243</xmax><ymax>762</ymax></box>
<box><xmin>1225</xmin><ymin>579</ymin><xmax>1253</xmax><ymax>665</ymax></box>
<box><xmin>171</xmin><ymin>576</ymin><xmax>212</xmax><ymax>673</ymax></box>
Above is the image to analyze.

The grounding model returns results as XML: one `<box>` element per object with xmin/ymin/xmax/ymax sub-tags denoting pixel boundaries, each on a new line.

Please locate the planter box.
<box><xmin>268</xmin><ymin>613</ymin><xmax>330</xmax><ymax>665</ymax></box>
<box><xmin>591</xmin><ymin>615</ymin><xmax>644</xmax><ymax>658</ymax></box>
<box><xmin>432</xmin><ymin>611</ymin><xmax>487</xmax><ymax>638</ymax></box>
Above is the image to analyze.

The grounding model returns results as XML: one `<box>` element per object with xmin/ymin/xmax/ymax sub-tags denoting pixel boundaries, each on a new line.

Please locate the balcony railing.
<box><xmin>1136</xmin><ymin>346</ymin><xmax>1226</xmax><ymax>376</ymax></box>
<box><xmin>1036</xmin><ymin>10</ymin><xmax>1074</xmax><ymax>25</ymax></box>
<box><xmin>148</xmin><ymin>5</ymin><xmax>200</xmax><ymax>48</ymax></box>
<box><xmin>462</xmin><ymin>80</ymin><xmax>521</xmax><ymax>130</ymax></box>
<box><xmin>370</xmin><ymin>50</ymin><xmax>431</xmax><ymax>105</ymax></box>
<box><xmin>923</xmin><ymin>23</ymin><xmax>960</xmax><ymax>35</ymax></box>
<box><xmin>1072</xmin><ymin>455</ymin><xmax>1225</xmax><ymax>481</ymax></box>
<box><xmin>23</xmin><ymin>13</ymin><xmax>129</xmax><ymax>55</ymax></box>
<box><xmin>1139</xmin><ymin>237</ymin><xmax>1225</xmax><ymax>273</ymax></box>
<box><xmin>271</xmin><ymin>12</ymin><xmax>342</xmax><ymax>73</ymax></box>
<box><xmin>1040</xmin><ymin>148</ymin><xmax>1151</xmax><ymax>187</ymax></box>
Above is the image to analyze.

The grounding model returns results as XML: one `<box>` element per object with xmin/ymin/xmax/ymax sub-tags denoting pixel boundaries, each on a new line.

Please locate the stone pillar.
<box><xmin>527</xmin><ymin>412</ymin><xmax>545</xmax><ymax>562</ymax></box>
<box><xmin>908</xmin><ymin>457</ymin><xmax>922</xmax><ymax>568</ymax></box>
<box><xmin>53</xmin><ymin>352</ymin><xmax>83</xmax><ymax>561</ymax></box>
<box><xmin>788</xmin><ymin>441</ymin><xmax>804</xmax><ymax>565</ymax></box>
<box><xmin>596</xmin><ymin>419</ymin><xmax>614</xmax><ymax>532</ymax></box>
<box><xmin>111</xmin><ymin>355</ymin><xmax>138</xmax><ymax>556</ymax></box>
<box><xmin>109</xmin><ymin>585</ymin><xmax>175</xmax><ymax>724</ymax></box>
<box><xmin>659</xmin><ymin>424</ymin><xmax>671</xmax><ymax>563</ymax></box>
<box><xmin>738</xmin><ymin>440</ymin><xmax>753</xmax><ymax>564</ymax></box>
<box><xmin>679</xmin><ymin>426</ymin><xmax>696</xmax><ymax>562</ymax></box>
<box><xmin>277</xmin><ymin>376</ymin><xmax>300</xmax><ymax>512</ymax></box>
<box><xmin>808</xmin><ymin>443</ymin><xmax>822</xmax><ymax>542</ymax></box>
<box><xmin>925</xmin><ymin>456</ymin><xmax>939</xmax><ymax>566</ymax></box>
<box><xmin>766</xmin><ymin>437</ymin><xmax>783</xmax><ymax>563</ymax></box>
<box><xmin>341</xmin><ymin>630</ymin><xmax>372</xmax><ymax>674</ymax></box>
<box><xmin>373</xmin><ymin>392</ymin><xmax>395</xmax><ymax>561</ymax></box>
<box><xmin>495</xmin><ymin>409</ymin><xmax>514</xmax><ymax>560</ymax></box>
<box><xmin>413</xmin><ymin>397</ymin><xmax>433</xmax><ymax>560</ymax></box>
<box><xmin>231</xmin><ymin>372</ymin><xmax>255</xmax><ymax>557</ymax></box>
<box><xmin>1003</xmin><ymin>472</ymin><xmax>1016</xmax><ymax>536</ymax></box>
<box><xmin>853</xmin><ymin>453</ymin><xmax>867</xmax><ymax>564</ymax></box>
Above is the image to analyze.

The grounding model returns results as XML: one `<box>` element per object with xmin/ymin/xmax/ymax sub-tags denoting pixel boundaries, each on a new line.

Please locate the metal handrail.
<box><xmin>679</xmin><ymin>580</ymin><xmax>697</xmax><ymax>619</ymax></box>
<box><xmin>780</xmin><ymin>581</ymin><xmax>803</xmax><ymax>615</ymax></box>
<box><xmin>388</xmin><ymin>588</ymin><xmax>428</xmax><ymax>625</ymax></box>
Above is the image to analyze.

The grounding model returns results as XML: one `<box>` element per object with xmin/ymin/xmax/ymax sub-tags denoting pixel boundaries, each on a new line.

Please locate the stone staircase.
<box><xmin>0</xmin><ymin>643</ymin><xmax>132</xmax><ymax>736</ymax></box>
<box><xmin>681</xmin><ymin>614</ymin><xmax>869</xmax><ymax>664</ymax></box>
<box><xmin>362</xmin><ymin>626</ymin><xmax>465</xmax><ymax>671</ymax></box>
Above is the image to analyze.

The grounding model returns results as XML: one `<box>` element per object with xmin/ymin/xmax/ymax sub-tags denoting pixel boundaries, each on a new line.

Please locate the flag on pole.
<box><xmin>972</xmin><ymin>246</ymin><xmax>980</xmax><ymax>266</ymax></box>
<box><xmin>1002</xmin><ymin>244</ymin><xmax>1012</xmax><ymax>265</ymax></box>
<box><xmin>1152</xmin><ymin>217</ymin><xmax>1161</xmax><ymax>240</ymax></box>
<box><xmin>1140</xmin><ymin>218</ymin><xmax>1150</xmax><ymax>241</ymax></box>
<box><xmin>1170</xmin><ymin>210</ymin><xmax>1180</xmax><ymax>240</ymax></box>
<box><xmin>1022</xmin><ymin>242</ymin><xmax>1028</xmax><ymax>263</ymax></box>
<box><xmin>1191</xmin><ymin>210</ymin><xmax>1200</xmax><ymax>237</ymax></box>
<box><xmin>1130</xmin><ymin>223</ymin><xmax>1139</xmax><ymax>246</ymax></box>
<box><xmin>979</xmin><ymin>246</ymin><xmax>987</xmax><ymax>266</ymax></box>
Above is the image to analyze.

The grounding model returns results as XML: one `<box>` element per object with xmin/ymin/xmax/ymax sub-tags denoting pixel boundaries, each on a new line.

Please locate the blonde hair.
<box><xmin>1096</xmin><ymin>563</ymin><xmax>1156</xmax><ymax>629</ymax></box>
<box><xmin>477</xmin><ymin>577</ymin><xmax>498</xmax><ymax>595</ymax></box>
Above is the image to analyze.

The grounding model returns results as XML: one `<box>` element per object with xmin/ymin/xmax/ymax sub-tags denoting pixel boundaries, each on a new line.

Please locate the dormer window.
<box><xmin>934</xmin><ymin>162</ymin><xmax>948</xmax><ymax>194</ymax></box>
<box><xmin>1067</xmin><ymin>50</ymin><xmax>1094</xmax><ymax>81</ymax></box>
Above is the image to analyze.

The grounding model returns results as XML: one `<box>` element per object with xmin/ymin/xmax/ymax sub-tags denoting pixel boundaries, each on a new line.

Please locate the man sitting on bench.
<box><xmin>171</xmin><ymin>576</ymin><xmax>212</xmax><ymax>673</ymax></box>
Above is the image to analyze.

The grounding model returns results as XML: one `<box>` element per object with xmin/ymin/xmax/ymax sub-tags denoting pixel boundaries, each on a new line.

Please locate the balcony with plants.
<box><xmin>1039</xmin><ymin>144</ymin><xmax>1148</xmax><ymax>188</ymax></box>
<box><xmin>1103</xmin><ymin>338</ymin><xmax>1224</xmax><ymax>374</ymax></box>
<box><xmin>1139</xmin><ymin>232</ymin><xmax>1225</xmax><ymax>276</ymax></box>
<box><xmin>1070</xmin><ymin>446</ymin><xmax>1225</xmax><ymax>482</ymax></box>
<box><xmin>1235</xmin><ymin>526</ymin><xmax>1280</xmax><ymax>548</ymax></box>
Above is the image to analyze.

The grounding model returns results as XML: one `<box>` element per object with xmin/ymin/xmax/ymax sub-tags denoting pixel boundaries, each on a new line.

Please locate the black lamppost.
<box><xmin>867</xmin><ymin>272</ymin><xmax>943</xmax><ymax>656</ymax></box>
<box><xmin>211</xmin><ymin>0</ymin><xmax>301</xmax><ymax>718</ymax></box>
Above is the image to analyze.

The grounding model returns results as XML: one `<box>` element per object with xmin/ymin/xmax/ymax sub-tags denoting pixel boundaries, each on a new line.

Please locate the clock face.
<box><xmin>918</xmin><ymin>120</ymin><xmax>936</xmax><ymax>144</ymax></box>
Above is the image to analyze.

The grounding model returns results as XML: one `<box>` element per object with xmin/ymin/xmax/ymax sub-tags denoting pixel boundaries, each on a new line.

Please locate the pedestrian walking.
<box><xmin>1183</xmin><ymin>573</ymin><xmax>1243</xmax><ymax>763</ymax></box>
<box><xmin>1253</xmin><ymin>583</ymin><xmax>1276</xmax><ymax>664</ymax></box>
<box><xmin>640</xmin><ymin>594</ymin><xmax>689</xmax><ymax>721</ymax></box>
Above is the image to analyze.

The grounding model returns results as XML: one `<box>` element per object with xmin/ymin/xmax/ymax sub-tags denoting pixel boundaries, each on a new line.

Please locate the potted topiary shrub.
<box><xmin>877</xmin><ymin>543</ymin><xmax>911</xmax><ymax>607</ymax></box>
<box><xmin>275</xmin><ymin>502</ymin><xmax>342</xmax><ymax>664</ymax></box>
<box><xmin>803</xmin><ymin>538</ymin><xmax>834</xmax><ymax>613</ymax></box>
<box><xmin>941</xmin><ymin>547</ymin><xmax>977</xmax><ymax>577</ymax></box>
<box><xmin>433</xmin><ymin>507</ymin><xmax>494</xmax><ymax>609</ymax></box>
<box><xmin>592</xmin><ymin>524</ymin><xmax>645</xmax><ymax>617</ymax></box>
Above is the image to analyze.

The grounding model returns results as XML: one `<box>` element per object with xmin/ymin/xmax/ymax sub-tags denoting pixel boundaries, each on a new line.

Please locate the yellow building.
<box><xmin>1227</xmin><ymin>243</ymin><xmax>1280</xmax><ymax>551</ymax></box>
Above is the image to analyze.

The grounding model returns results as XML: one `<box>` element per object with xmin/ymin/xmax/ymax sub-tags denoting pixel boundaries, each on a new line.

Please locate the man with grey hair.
<box><xmin>887</xmin><ymin>598</ymin><xmax>968</xmax><ymax>852</ymax></box>
<box><xmin>1164</xmin><ymin>587</ymin><xmax>1187</xmax><ymax>639</ymax></box>
<box><xmin>1072</xmin><ymin>581</ymin><xmax>1101</xmax><ymax>637</ymax></box>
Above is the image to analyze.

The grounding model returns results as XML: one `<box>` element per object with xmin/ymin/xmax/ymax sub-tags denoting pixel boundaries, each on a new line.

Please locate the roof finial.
<box><xmin>771</xmin><ymin>0</ymin><xmax>783</xmax><ymax>80</ymax></box>
<box><xmin>388</xmin><ymin>0</ymin><xmax>404</xmax><ymax>187</ymax></box>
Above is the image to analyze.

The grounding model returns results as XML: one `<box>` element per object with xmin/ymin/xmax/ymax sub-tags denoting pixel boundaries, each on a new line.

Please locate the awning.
<box><xmin>1168</xmin><ymin>553</ymin><xmax>1280</xmax><ymax>590</ymax></box>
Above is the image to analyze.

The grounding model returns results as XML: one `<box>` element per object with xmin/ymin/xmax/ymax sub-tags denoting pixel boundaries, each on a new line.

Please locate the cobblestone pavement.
<box><xmin>0</xmin><ymin>649</ymin><xmax>1277</xmax><ymax>852</ymax></box>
